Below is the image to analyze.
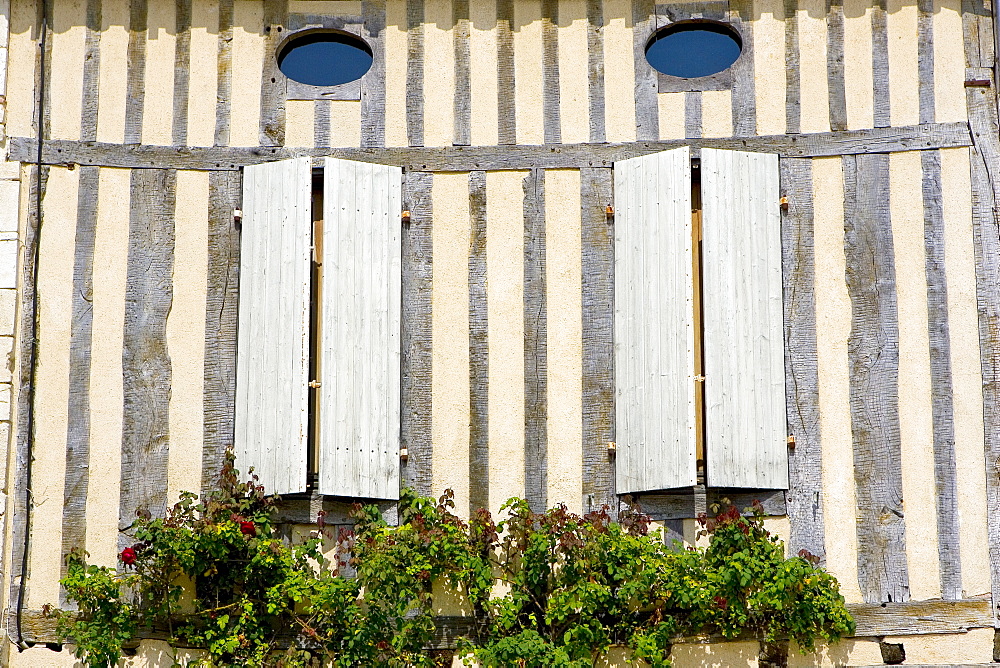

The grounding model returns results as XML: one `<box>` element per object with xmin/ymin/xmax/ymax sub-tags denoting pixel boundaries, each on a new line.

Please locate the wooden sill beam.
<box><xmin>7</xmin><ymin>122</ymin><xmax>971</xmax><ymax>173</ymax></box>
<box><xmin>13</xmin><ymin>598</ymin><xmax>993</xmax><ymax>649</ymax></box>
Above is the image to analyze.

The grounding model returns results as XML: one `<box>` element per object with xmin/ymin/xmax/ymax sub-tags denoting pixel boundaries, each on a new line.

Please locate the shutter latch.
<box><xmin>401</xmin><ymin>210</ymin><xmax>412</xmax><ymax>224</ymax></box>
<box><xmin>308</xmin><ymin>380</ymin><xmax>321</xmax><ymax>388</ymax></box>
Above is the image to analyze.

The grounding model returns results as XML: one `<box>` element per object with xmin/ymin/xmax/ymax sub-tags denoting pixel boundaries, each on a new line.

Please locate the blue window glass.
<box><xmin>645</xmin><ymin>23</ymin><xmax>742</xmax><ymax>78</ymax></box>
<box><xmin>278</xmin><ymin>31</ymin><xmax>373</xmax><ymax>86</ymax></box>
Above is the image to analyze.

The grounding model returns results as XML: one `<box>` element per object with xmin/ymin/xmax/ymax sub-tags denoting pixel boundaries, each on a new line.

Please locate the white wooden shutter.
<box><xmin>319</xmin><ymin>158</ymin><xmax>402</xmax><ymax>499</ymax></box>
<box><xmin>614</xmin><ymin>147</ymin><xmax>697</xmax><ymax>493</ymax></box>
<box><xmin>235</xmin><ymin>157</ymin><xmax>312</xmax><ymax>495</ymax></box>
<box><xmin>702</xmin><ymin>149</ymin><xmax>788</xmax><ymax>489</ymax></box>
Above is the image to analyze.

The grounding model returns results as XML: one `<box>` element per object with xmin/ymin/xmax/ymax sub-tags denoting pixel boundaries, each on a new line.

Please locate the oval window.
<box><xmin>645</xmin><ymin>23</ymin><xmax>742</xmax><ymax>78</ymax></box>
<box><xmin>277</xmin><ymin>31</ymin><xmax>373</xmax><ymax>86</ymax></box>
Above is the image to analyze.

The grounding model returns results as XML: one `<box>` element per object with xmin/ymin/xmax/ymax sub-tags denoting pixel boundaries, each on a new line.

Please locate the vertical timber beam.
<box><xmin>964</xmin><ymin>0</ymin><xmax>1000</xmax><ymax>622</ymax></box>
<box><xmin>60</xmin><ymin>166</ymin><xmax>100</xmax><ymax>605</ymax></box>
<box><xmin>581</xmin><ymin>167</ymin><xmax>615</xmax><ymax>515</ymax></box>
<box><xmin>362</xmin><ymin>0</ymin><xmax>387</xmax><ymax>148</ymax></box>
<box><xmin>469</xmin><ymin>172</ymin><xmax>489</xmax><ymax>515</ymax></box>
<box><xmin>259</xmin><ymin>0</ymin><xmax>288</xmax><ymax>147</ymax></box>
<box><xmin>119</xmin><ymin>169</ymin><xmax>176</xmax><ymax>541</ymax></box>
<box><xmin>921</xmin><ymin>149</ymin><xmax>963</xmax><ymax>600</ymax></box>
<box><xmin>524</xmin><ymin>168</ymin><xmax>547</xmax><ymax>513</ymax></box>
<box><xmin>632</xmin><ymin>0</ymin><xmax>658</xmax><ymax>140</ymax></box>
<box><xmin>843</xmin><ymin>153</ymin><xmax>909</xmax><ymax>604</ymax></box>
<box><xmin>201</xmin><ymin>171</ymin><xmax>241</xmax><ymax>497</ymax></box>
<box><xmin>781</xmin><ymin>158</ymin><xmax>825</xmax><ymax>562</ymax></box>
<box><xmin>402</xmin><ymin>171</ymin><xmax>433</xmax><ymax>496</ymax></box>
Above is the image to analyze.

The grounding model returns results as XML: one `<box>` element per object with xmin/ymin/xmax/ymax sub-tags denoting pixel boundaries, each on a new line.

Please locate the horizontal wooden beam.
<box><xmin>630</xmin><ymin>489</ymin><xmax>787</xmax><ymax>520</ymax></box>
<box><xmin>847</xmin><ymin>598</ymin><xmax>994</xmax><ymax>637</ymax></box>
<box><xmin>272</xmin><ymin>493</ymin><xmax>397</xmax><ymax>525</ymax></box>
<box><xmin>16</xmin><ymin>598</ymin><xmax>994</xmax><ymax>649</ymax></box>
<box><xmin>7</xmin><ymin>122</ymin><xmax>971</xmax><ymax>172</ymax></box>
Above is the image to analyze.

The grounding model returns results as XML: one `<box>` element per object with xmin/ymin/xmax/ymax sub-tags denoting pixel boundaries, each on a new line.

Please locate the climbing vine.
<box><xmin>49</xmin><ymin>459</ymin><xmax>854</xmax><ymax>667</ymax></box>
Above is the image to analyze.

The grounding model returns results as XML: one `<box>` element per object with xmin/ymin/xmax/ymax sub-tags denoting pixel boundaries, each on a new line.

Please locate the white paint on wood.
<box><xmin>319</xmin><ymin>157</ymin><xmax>402</xmax><ymax>500</ymax></box>
<box><xmin>614</xmin><ymin>147</ymin><xmax>696</xmax><ymax>493</ymax></box>
<box><xmin>235</xmin><ymin>157</ymin><xmax>312</xmax><ymax>495</ymax></box>
<box><xmin>702</xmin><ymin>148</ymin><xmax>788</xmax><ymax>489</ymax></box>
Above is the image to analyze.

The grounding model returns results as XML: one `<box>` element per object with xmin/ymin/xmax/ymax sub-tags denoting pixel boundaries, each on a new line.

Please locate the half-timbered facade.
<box><xmin>1</xmin><ymin>0</ymin><xmax>999</xmax><ymax>662</ymax></box>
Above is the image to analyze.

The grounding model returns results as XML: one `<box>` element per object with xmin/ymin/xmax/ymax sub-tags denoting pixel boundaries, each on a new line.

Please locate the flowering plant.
<box><xmin>51</xmin><ymin>458</ymin><xmax>853</xmax><ymax>667</ymax></box>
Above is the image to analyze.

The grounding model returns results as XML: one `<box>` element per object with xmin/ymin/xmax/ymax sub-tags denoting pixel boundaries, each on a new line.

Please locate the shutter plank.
<box><xmin>235</xmin><ymin>158</ymin><xmax>311</xmax><ymax>495</ymax></box>
<box><xmin>702</xmin><ymin>149</ymin><xmax>788</xmax><ymax>489</ymax></box>
<box><xmin>320</xmin><ymin>158</ymin><xmax>402</xmax><ymax>499</ymax></box>
<box><xmin>614</xmin><ymin>147</ymin><xmax>696</xmax><ymax>493</ymax></box>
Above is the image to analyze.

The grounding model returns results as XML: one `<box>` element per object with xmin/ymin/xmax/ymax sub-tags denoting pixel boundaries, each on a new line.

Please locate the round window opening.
<box><xmin>277</xmin><ymin>31</ymin><xmax>374</xmax><ymax>87</ymax></box>
<box><xmin>645</xmin><ymin>23</ymin><xmax>742</xmax><ymax>78</ymax></box>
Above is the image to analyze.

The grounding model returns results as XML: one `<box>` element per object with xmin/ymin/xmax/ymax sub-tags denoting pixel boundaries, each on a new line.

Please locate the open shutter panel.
<box><xmin>235</xmin><ymin>157</ymin><xmax>312</xmax><ymax>495</ymax></box>
<box><xmin>702</xmin><ymin>149</ymin><xmax>788</xmax><ymax>489</ymax></box>
<box><xmin>614</xmin><ymin>147</ymin><xmax>697</xmax><ymax>493</ymax></box>
<box><xmin>319</xmin><ymin>158</ymin><xmax>402</xmax><ymax>499</ymax></box>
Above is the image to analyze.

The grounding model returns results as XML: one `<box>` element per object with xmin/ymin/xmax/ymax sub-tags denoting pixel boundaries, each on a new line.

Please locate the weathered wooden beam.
<box><xmin>921</xmin><ymin>149</ymin><xmax>963</xmax><ymax>601</ymax></box>
<box><xmin>406</xmin><ymin>0</ymin><xmax>424</xmax><ymax>147</ymax></box>
<box><xmin>400</xmin><ymin>172</ymin><xmax>434</xmax><ymax>497</ymax></box>
<box><xmin>496</xmin><ymin>0</ymin><xmax>516</xmax><ymax>145</ymax></box>
<box><xmin>848</xmin><ymin>598</ymin><xmax>994</xmax><ymax>637</ymax></box>
<box><xmin>8</xmin><ymin>124</ymin><xmax>972</xmax><ymax>173</ymax></box>
<box><xmin>780</xmin><ymin>158</ymin><xmax>825</xmax><ymax>565</ymax></box>
<box><xmin>258</xmin><ymin>0</ymin><xmax>288</xmax><ymax>147</ymax></box>
<box><xmin>119</xmin><ymin>169</ymin><xmax>176</xmax><ymax>540</ymax></box>
<box><xmin>360</xmin><ymin>0</ymin><xmax>387</xmax><ymax>148</ymax></box>
<box><xmin>586</xmin><ymin>0</ymin><xmax>606</xmax><ymax>143</ymax></box>
<box><xmin>523</xmin><ymin>169</ymin><xmax>547</xmax><ymax>514</ymax></box>
<box><xmin>200</xmin><ymin>171</ymin><xmax>241</xmax><ymax>498</ymax></box>
<box><xmin>213</xmin><ymin>0</ymin><xmax>234</xmax><ymax>147</ymax></box>
<box><xmin>61</xmin><ymin>166</ymin><xmax>100</xmax><ymax>606</ymax></box>
<box><xmin>632</xmin><ymin>0</ymin><xmax>658</xmax><ymax>140</ymax></box>
<box><xmin>843</xmin><ymin>152</ymin><xmax>909</xmax><ymax>605</ymax></box>
<box><xmin>629</xmin><ymin>489</ymin><xmax>787</xmax><ymax>520</ymax></box>
<box><xmin>18</xmin><ymin>599</ymin><xmax>993</xmax><ymax>648</ymax></box>
<box><xmin>172</xmin><ymin>0</ymin><xmax>193</xmax><ymax>146</ymax></box>
<box><xmin>124</xmin><ymin>0</ymin><xmax>148</xmax><ymax>145</ymax></box>
<box><xmin>271</xmin><ymin>493</ymin><xmax>397</xmax><ymax>525</ymax></box>
<box><xmin>468</xmin><ymin>172</ymin><xmax>489</xmax><ymax>516</ymax></box>
<box><xmin>580</xmin><ymin>168</ymin><xmax>615</xmax><ymax>516</ymax></box>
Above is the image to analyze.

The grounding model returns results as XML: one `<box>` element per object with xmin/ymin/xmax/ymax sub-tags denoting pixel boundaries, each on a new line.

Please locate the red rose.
<box><xmin>120</xmin><ymin>547</ymin><xmax>137</xmax><ymax>566</ymax></box>
<box><xmin>239</xmin><ymin>520</ymin><xmax>256</xmax><ymax>537</ymax></box>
